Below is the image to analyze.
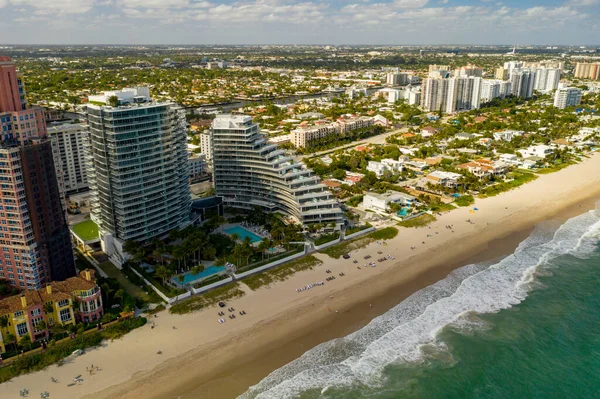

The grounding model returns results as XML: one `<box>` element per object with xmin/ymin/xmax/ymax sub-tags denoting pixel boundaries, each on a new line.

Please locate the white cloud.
<box><xmin>9</xmin><ymin>0</ymin><xmax>95</xmax><ymax>14</ymax></box>
<box><xmin>567</xmin><ymin>0</ymin><xmax>599</xmax><ymax>5</ymax></box>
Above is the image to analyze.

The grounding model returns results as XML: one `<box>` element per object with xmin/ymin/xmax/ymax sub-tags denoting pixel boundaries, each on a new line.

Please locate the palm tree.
<box><xmin>176</xmin><ymin>274</ymin><xmax>185</xmax><ymax>289</ymax></box>
<box><xmin>5</xmin><ymin>332</ymin><xmax>16</xmax><ymax>352</ymax></box>
<box><xmin>191</xmin><ymin>264</ymin><xmax>205</xmax><ymax>276</ymax></box>
<box><xmin>202</xmin><ymin>246</ymin><xmax>217</xmax><ymax>261</ymax></box>
<box><xmin>155</xmin><ymin>265</ymin><xmax>172</xmax><ymax>286</ymax></box>
<box><xmin>230</xmin><ymin>232</ymin><xmax>240</xmax><ymax>242</ymax></box>
<box><xmin>19</xmin><ymin>334</ymin><xmax>32</xmax><ymax>352</ymax></box>
<box><xmin>123</xmin><ymin>240</ymin><xmax>141</xmax><ymax>257</ymax></box>
<box><xmin>114</xmin><ymin>289</ymin><xmax>125</xmax><ymax>306</ymax></box>
<box><xmin>257</xmin><ymin>239</ymin><xmax>270</xmax><ymax>261</ymax></box>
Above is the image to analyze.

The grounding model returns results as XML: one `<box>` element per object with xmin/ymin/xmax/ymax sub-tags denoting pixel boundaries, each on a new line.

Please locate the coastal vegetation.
<box><xmin>242</xmin><ymin>255</ymin><xmax>323</xmax><ymax>291</ymax></box>
<box><xmin>321</xmin><ymin>227</ymin><xmax>398</xmax><ymax>259</ymax></box>
<box><xmin>0</xmin><ymin>318</ymin><xmax>147</xmax><ymax>384</ymax></box>
<box><xmin>398</xmin><ymin>214</ymin><xmax>437</xmax><ymax>228</ymax></box>
<box><xmin>454</xmin><ymin>195</ymin><xmax>475</xmax><ymax>207</ymax></box>
<box><xmin>479</xmin><ymin>171</ymin><xmax>538</xmax><ymax>198</ymax></box>
<box><xmin>169</xmin><ymin>283</ymin><xmax>246</xmax><ymax>315</ymax></box>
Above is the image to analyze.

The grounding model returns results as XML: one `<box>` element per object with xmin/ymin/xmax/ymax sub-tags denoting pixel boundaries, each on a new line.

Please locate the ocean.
<box><xmin>239</xmin><ymin>203</ymin><xmax>600</xmax><ymax>399</ymax></box>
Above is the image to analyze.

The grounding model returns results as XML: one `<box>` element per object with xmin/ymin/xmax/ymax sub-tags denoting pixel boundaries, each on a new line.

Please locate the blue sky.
<box><xmin>0</xmin><ymin>0</ymin><xmax>598</xmax><ymax>45</ymax></box>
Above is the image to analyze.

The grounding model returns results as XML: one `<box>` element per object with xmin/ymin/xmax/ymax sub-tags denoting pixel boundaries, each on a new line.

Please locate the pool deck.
<box><xmin>222</xmin><ymin>223</ymin><xmax>267</xmax><ymax>245</ymax></box>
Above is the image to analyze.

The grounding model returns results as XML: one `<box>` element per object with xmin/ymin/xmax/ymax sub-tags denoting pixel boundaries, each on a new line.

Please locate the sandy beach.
<box><xmin>1</xmin><ymin>152</ymin><xmax>600</xmax><ymax>399</ymax></box>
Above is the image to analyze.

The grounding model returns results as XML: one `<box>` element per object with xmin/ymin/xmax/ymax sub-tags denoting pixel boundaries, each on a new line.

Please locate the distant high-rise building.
<box><xmin>510</xmin><ymin>69</ymin><xmax>536</xmax><ymax>99</ymax></box>
<box><xmin>386</xmin><ymin>72</ymin><xmax>411</xmax><ymax>86</ymax></box>
<box><xmin>428</xmin><ymin>64</ymin><xmax>450</xmax><ymax>73</ymax></box>
<box><xmin>445</xmin><ymin>77</ymin><xmax>482</xmax><ymax>113</ymax></box>
<box><xmin>85</xmin><ymin>100</ymin><xmax>191</xmax><ymax>264</ymax></box>
<box><xmin>421</xmin><ymin>78</ymin><xmax>450</xmax><ymax>112</ymax></box>
<box><xmin>455</xmin><ymin>65</ymin><xmax>483</xmax><ymax>78</ymax></box>
<box><xmin>421</xmin><ymin>77</ymin><xmax>481</xmax><ymax>113</ymax></box>
<box><xmin>494</xmin><ymin>67</ymin><xmax>508</xmax><ymax>80</ymax></box>
<box><xmin>553</xmin><ymin>87</ymin><xmax>582</xmax><ymax>109</ymax></box>
<box><xmin>0</xmin><ymin>56</ymin><xmax>75</xmax><ymax>290</ymax></box>
<box><xmin>574</xmin><ymin>62</ymin><xmax>600</xmax><ymax>80</ymax></box>
<box><xmin>504</xmin><ymin>61</ymin><xmax>524</xmax><ymax>76</ymax></box>
<box><xmin>480</xmin><ymin>79</ymin><xmax>512</xmax><ymax>103</ymax></box>
<box><xmin>211</xmin><ymin>114</ymin><xmax>344</xmax><ymax>228</ymax></box>
<box><xmin>47</xmin><ymin>123</ymin><xmax>89</xmax><ymax>194</ymax></box>
<box><xmin>533</xmin><ymin>68</ymin><xmax>561</xmax><ymax>92</ymax></box>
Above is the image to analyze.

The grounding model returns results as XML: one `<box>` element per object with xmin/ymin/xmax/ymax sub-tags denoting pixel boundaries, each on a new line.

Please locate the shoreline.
<box><xmin>1</xmin><ymin>153</ymin><xmax>600</xmax><ymax>399</ymax></box>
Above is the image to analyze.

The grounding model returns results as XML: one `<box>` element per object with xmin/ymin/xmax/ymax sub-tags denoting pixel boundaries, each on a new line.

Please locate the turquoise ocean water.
<box><xmin>240</xmin><ymin>203</ymin><xmax>600</xmax><ymax>399</ymax></box>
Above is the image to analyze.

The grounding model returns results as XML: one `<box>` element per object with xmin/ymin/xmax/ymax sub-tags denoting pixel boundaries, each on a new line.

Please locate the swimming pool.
<box><xmin>397</xmin><ymin>207</ymin><xmax>411</xmax><ymax>217</ymax></box>
<box><xmin>173</xmin><ymin>265</ymin><xmax>225</xmax><ymax>285</ymax></box>
<box><xmin>224</xmin><ymin>226</ymin><xmax>262</xmax><ymax>243</ymax></box>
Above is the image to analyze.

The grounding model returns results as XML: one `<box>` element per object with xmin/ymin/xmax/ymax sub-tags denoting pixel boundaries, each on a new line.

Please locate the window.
<box><xmin>59</xmin><ymin>308</ymin><xmax>71</xmax><ymax>323</ymax></box>
<box><xmin>57</xmin><ymin>299</ymin><xmax>69</xmax><ymax>308</ymax></box>
<box><xmin>16</xmin><ymin>322</ymin><xmax>28</xmax><ymax>336</ymax></box>
<box><xmin>31</xmin><ymin>308</ymin><xmax>41</xmax><ymax>316</ymax></box>
<box><xmin>14</xmin><ymin>310</ymin><xmax>23</xmax><ymax>317</ymax></box>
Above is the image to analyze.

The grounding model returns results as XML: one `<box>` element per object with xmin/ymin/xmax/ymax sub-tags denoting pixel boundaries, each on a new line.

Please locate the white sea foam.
<box><xmin>239</xmin><ymin>210</ymin><xmax>600</xmax><ymax>399</ymax></box>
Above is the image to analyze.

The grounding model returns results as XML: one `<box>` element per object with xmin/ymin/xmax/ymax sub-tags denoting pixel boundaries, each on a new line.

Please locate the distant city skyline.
<box><xmin>0</xmin><ymin>0</ymin><xmax>599</xmax><ymax>46</ymax></box>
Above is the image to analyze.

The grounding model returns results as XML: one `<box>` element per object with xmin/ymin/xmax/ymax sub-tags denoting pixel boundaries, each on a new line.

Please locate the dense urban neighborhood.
<box><xmin>0</xmin><ymin>43</ymin><xmax>599</xmax><ymax>388</ymax></box>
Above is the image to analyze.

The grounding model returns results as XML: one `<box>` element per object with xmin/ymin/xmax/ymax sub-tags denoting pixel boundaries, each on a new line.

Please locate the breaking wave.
<box><xmin>239</xmin><ymin>206</ymin><xmax>600</xmax><ymax>399</ymax></box>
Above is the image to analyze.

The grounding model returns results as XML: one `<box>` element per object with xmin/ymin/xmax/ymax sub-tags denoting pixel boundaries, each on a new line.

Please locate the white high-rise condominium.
<box><xmin>504</xmin><ymin>61</ymin><xmax>524</xmax><ymax>75</ymax></box>
<box><xmin>533</xmin><ymin>68</ymin><xmax>561</xmax><ymax>92</ymax></box>
<box><xmin>510</xmin><ymin>69</ymin><xmax>536</xmax><ymax>99</ymax></box>
<box><xmin>480</xmin><ymin>80</ymin><xmax>512</xmax><ymax>103</ymax></box>
<box><xmin>47</xmin><ymin>122</ymin><xmax>89</xmax><ymax>194</ymax></box>
<box><xmin>211</xmin><ymin>114</ymin><xmax>344</xmax><ymax>228</ymax></box>
<box><xmin>421</xmin><ymin>77</ymin><xmax>480</xmax><ymax>113</ymax></box>
<box><xmin>455</xmin><ymin>65</ymin><xmax>483</xmax><ymax>78</ymax></box>
<box><xmin>421</xmin><ymin>78</ymin><xmax>450</xmax><ymax>112</ymax></box>
<box><xmin>85</xmin><ymin>101</ymin><xmax>191</xmax><ymax>263</ymax></box>
<box><xmin>553</xmin><ymin>87</ymin><xmax>582</xmax><ymax>109</ymax></box>
<box><xmin>386</xmin><ymin>72</ymin><xmax>410</xmax><ymax>86</ymax></box>
<box><xmin>445</xmin><ymin>77</ymin><xmax>482</xmax><ymax>113</ymax></box>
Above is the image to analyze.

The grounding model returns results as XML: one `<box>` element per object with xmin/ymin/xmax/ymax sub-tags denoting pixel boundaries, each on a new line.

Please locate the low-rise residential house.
<box><xmin>455</xmin><ymin>132</ymin><xmax>475</xmax><ymax>141</ymax></box>
<box><xmin>457</xmin><ymin>159</ymin><xmax>508</xmax><ymax>179</ymax></box>
<box><xmin>479</xmin><ymin>138</ymin><xmax>493</xmax><ymax>147</ymax></box>
<box><xmin>363</xmin><ymin>191</ymin><xmax>416</xmax><ymax>212</ymax></box>
<box><xmin>343</xmin><ymin>173</ymin><xmax>364</xmax><ymax>186</ymax></box>
<box><xmin>425</xmin><ymin>171</ymin><xmax>463</xmax><ymax>188</ymax></box>
<box><xmin>322</xmin><ymin>179</ymin><xmax>342</xmax><ymax>190</ymax></box>
<box><xmin>295</xmin><ymin>112</ymin><xmax>325</xmax><ymax>120</ymax></box>
<box><xmin>493</xmin><ymin>130</ymin><xmax>524</xmax><ymax>142</ymax></box>
<box><xmin>367</xmin><ymin>159</ymin><xmax>403</xmax><ymax>177</ymax></box>
<box><xmin>404</xmin><ymin>160</ymin><xmax>428</xmax><ymax>171</ymax></box>
<box><xmin>498</xmin><ymin>153</ymin><xmax>521</xmax><ymax>166</ymax></box>
<box><xmin>420</xmin><ymin>126</ymin><xmax>439</xmax><ymax>137</ymax></box>
<box><xmin>373</xmin><ymin>114</ymin><xmax>390</xmax><ymax>127</ymax></box>
<box><xmin>0</xmin><ymin>270</ymin><xmax>103</xmax><ymax>353</ymax></box>
<box><xmin>518</xmin><ymin>145</ymin><xmax>554</xmax><ymax>158</ymax></box>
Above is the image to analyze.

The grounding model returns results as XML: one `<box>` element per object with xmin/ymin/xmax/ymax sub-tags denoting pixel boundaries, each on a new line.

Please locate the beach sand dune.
<box><xmin>1</xmin><ymin>153</ymin><xmax>600</xmax><ymax>399</ymax></box>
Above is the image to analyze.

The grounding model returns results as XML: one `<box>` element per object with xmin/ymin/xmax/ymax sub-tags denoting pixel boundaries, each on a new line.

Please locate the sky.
<box><xmin>0</xmin><ymin>0</ymin><xmax>598</xmax><ymax>45</ymax></box>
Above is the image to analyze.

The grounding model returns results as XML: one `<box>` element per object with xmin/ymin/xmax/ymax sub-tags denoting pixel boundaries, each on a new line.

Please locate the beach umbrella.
<box><xmin>474</xmin><ymin>208</ymin><xmax>479</xmax><ymax>211</ymax></box>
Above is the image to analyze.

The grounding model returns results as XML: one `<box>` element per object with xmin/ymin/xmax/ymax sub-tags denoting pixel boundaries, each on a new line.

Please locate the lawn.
<box><xmin>313</xmin><ymin>232</ymin><xmax>341</xmax><ymax>246</ymax></box>
<box><xmin>321</xmin><ymin>227</ymin><xmax>399</xmax><ymax>259</ymax></box>
<box><xmin>398</xmin><ymin>214</ymin><xmax>437</xmax><ymax>228</ymax></box>
<box><xmin>71</xmin><ymin>220</ymin><xmax>99</xmax><ymax>241</ymax></box>
<box><xmin>479</xmin><ymin>171</ymin><xmax>537</xmax><ymax>198</ymax></box>
<box><xmin>98</xmin><ymin>261</ymin><xmax>153</xmax><ymax>303</ymax></box>
<box><xmin>242</xmin><ymin>255</ymin><xmax>322</xmax><ymax>291</ymax></box>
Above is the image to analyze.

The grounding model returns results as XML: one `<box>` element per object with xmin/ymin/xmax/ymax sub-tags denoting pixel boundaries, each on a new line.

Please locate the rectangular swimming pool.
<box><xmin>224</xmin><ymin>226</ymin><xmax>262</xmax><ymax>243</ymax></box>
<box><xmin>174</xmin><ymin>265</ymin><xmax>226</xmax><ymax>285</ymax></box>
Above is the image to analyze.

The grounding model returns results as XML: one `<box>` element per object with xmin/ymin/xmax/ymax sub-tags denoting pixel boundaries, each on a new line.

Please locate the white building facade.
<box><xmin>47</xmin><ymin>123</ymin><xmax>89</xmax><ymax>194</ymax></box>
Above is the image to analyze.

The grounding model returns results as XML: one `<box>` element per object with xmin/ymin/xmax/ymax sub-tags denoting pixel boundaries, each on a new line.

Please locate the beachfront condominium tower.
<box><xmin>510</xmin><ymin>69</ymin><xmax>536</xmax><ymax>99</ymax></box>
<box><xmin>211</xmin><ymin>114</ymin><xmax>344</xmax><ymax>228</ymax></box>
<box><xmin>0</xmin><ymin>56</ymin><xmax>76</xmax><ymax>290</ymax></box>
<box><xmin>85</xmin><ymin>95</ymin><xmax>191</xmax><ymax>264</ymax></box>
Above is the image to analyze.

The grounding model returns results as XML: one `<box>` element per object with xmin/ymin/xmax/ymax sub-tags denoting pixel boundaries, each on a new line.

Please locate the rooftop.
<box><xmin>71</xmin><ymin>220</ymin><xmax>99</xmax><ymax>242</ymax></box>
